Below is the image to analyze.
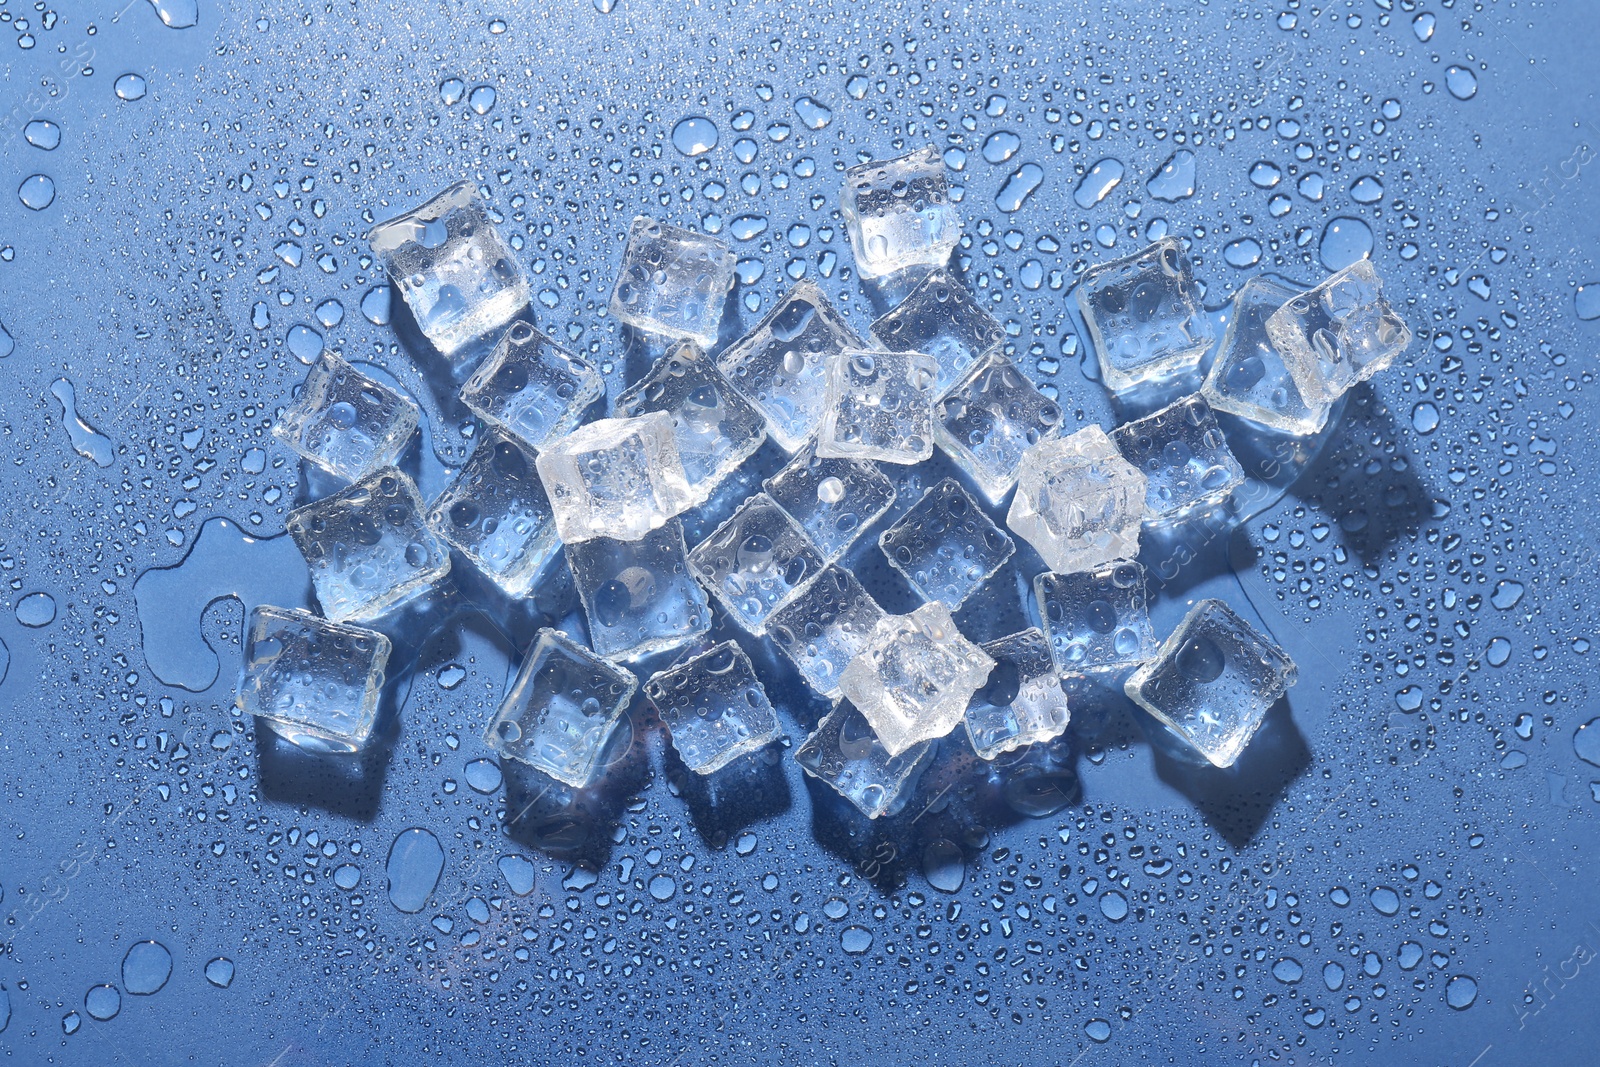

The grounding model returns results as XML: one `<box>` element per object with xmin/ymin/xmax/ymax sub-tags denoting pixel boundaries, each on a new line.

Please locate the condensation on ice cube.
<box><xmin>766</xmin><ymin>564</ymin><xmax>886</xmax><ymax>700</ymax></box>
<box><xmin>879</xmin><ymin>478</ymin><xmax>1015</xmax><ymax>610</ymax></box>
<box><xmin>1202</xmin><ymin>276</ymin><xmax>1331</xmax><ymax>435</ymax></box>
<box><xmin>565</xmin><ymin>517</ymin><xmax>710</xmax><ymax>662</ymax></box>
<box><xmin>1033</xmin><ymin>559</ymin><xmax>1156</xmax><ymax>681</ymax></box>
<box><xmin>763</xmin><ymin>441</ymin><xmax>896</xmax><ymax>563</ymax></box>
<box><xmin>427</xmin><ymin>427</ymin><xmax>561</xmax><ymax>598</ymax></box>
<box><xmin>1076</xmin><ymin>237</ymin><xmax>1214</xmax><ymax>394</ymax></box>
<box><xmin>816</xmin><ymin>348</ymin><xmax>940</xmax><ymax>465</ymax></box>
<box><xmin>965</xmin><ymin>628</ymin><xmax>1071</xmax><ymax>760</ymax></box>
<box><xmin>794</xmin><ymin>701</ymin><xmax>936</xmax><ymax>819</ymax></box>
<box><xmin>840</xmin><ymin>146</ymin><xmax>962</xmax><ymax>280</ymax></box>
<box><xmin>643</xmin><ymin>641</ymin><xmax>781</xmax><ymax>775</ymax></box>
<box><xmin>933</xmin><ymin>350</ymin><xmax>1064</xmax><ymax>502</ymax></box>
<box><xmin>686</xmin><ymin>492</ymin><xmax>826</xmax><ymax>635</ymax></box>
<box><xmin>238</xmin><ymin>605</ymin><xmax>391</xmax><ymax>754</ymax></box>
<box><xmin>534</xmin><ymin>412</ymin><xmax>694</xmax><ymax>544</ymax></box>
<box><xmin>1265</xmin><ymin>258</ymin><xmax>1410</xmax><ymax>405</ymax></box>
<box><xmin>608</xmin><ymin>215</ymin><xmax>737</xmax><ymax>346</ymax></box>
<box><xmin>460</xmin><ymin>320</ymin><xmax>604</xmax><ymax>451</ymax></box>
<box><xmin>272</xmin><ymin>352</ymin><xmax>419</xmax><ymax>482</ymax></box>
<box><xmin>1110</xmin><ymin>394</ymin><xmax>1245</xmax><ymax>523</ymax></box>
<box><xmin>869</xmin><ymin>265</ymin><xmax>1003</xmax><ymax>393</ymax></box>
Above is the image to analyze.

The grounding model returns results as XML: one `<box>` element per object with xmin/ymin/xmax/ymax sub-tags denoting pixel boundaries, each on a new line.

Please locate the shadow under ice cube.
<box><xmin>1076</xmin><ymin>237</ymin><xmax>1214</xmax><ymax>393</ymax></box>
<box><xmin>1124</xmin><ymin>598</ymin><xmax>1297</xmax><ymax>767</ymax></box>
<box><xmin>366</xmin><ymin>180</ymin><xmax>529</xmax><ymax>361</ymax></box>
<box><xmin>608</xmin><ymin>216</ymin><xmax>736</xmax><ymax>346</ymax></box>
<box><xmin>287</xmin><ymin>467</ymin><xmax>452</xmax><ymax>623</ymax></box>
<box><xmin>644</xmin><ymin>641</ymin><xmax>781</xmax><ymax>774</ymax></box>
<box><xmin>272</xmin><ymin>352</ymin><xmax>419</xmax><ymax>482</ymax></box>
<box><xmin>426</xmin><ymin>427</ymin><xmax>561</xmax><ymax>598</ymax></box>
<box><xmin>483</xmin><ymin>628</ymin><xmax>639</xmax><ymax>788</ymax></box>
<box><xmin>460</xmin><ymin>320</ymin><xmax>604</xmax><ymax>451</ymax></box>
<box><xmin>238</xmin><ymin>605</ymin><xmax>392</xmax><ymax>754</ymax></box>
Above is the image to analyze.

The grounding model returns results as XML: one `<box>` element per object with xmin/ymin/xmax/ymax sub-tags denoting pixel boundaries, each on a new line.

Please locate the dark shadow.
<box><xmin>255</xmin><ymin>719</ymin><xmax>395</xmax><ymax>822</ymax></box>
<box><xmin>664</xmin><ymin>743</ymin><xmax>791</xmax><ymax>850</ymax></box>
<box><xmin>1140</xmin><ymin>695</ymin><xmax>1311</xmax><ymax>848</ymax></box>
<box><xmin>1065</xmin><ymin>674</ymin><xmax>1147</xmax><ymax>756</ymax></box>
<box><xmin>498</xmin><ymin>704</ymin><xmax>651</xmax><ymax>872</ymax></box>
<box><xmin>714</xmin><ymin>279</ymin><xmax>745</xmax><ymax>351</ymax></box>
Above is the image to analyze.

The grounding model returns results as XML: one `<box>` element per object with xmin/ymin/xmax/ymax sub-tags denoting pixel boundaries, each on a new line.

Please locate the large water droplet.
<box><xmin>922</xmin><ymin>839</ymin><xmax>965</xmax><ymax>892</ymax></box>
<box><xmin>286</xmin><ymin>324</ymin><xmax>324</xmax><ymax>364</ymax></box>
<box><xmin>671</xmin><ymin>116</ymin><xmax>719</xmax><ymax>157</ymax></box>
<box><xmin>1318</xmin><ymin>217</ymin><xmax>1373</xmax><ymax>270</ymax></box>
<box><xmin>18</xmin><ymin>174</ymin><xmax>55</xmax><ymax>210</ymax></box>
<box><xmin>1272</xmin><ymin>957</ymin><xmax>1304</xmax><ymax>983</ymax></box>
<box><xmin>1146</xmin><ymin>150</ymin><xmax>1196</xmax><ymax>201</ymax></box>
<box><xmin>793</xmin><ymin>96</ymin><xmax>831</xmax><ymax>130</ymax></box>
<box><xmin>386</xmin><ymin>828</ymin><xmax>445</xmax><ymax>913</ymax></box>
<box><xmin>1073</xmin><ymin>158</ymin><xmax>1124</xmax><ymax>208</ymax></box>
<box><xmin>1411</xmin><ymin>402</ymin><xmax>1440</xmax><ymax>434</ymax></box>
<box><xmin>1445</xmin><ymin>974</ymin><xmax>1478</xmax><ymax>1009</ymax></box>
<box><xmin>996</xmin><ymin>163</ymin><xmax>1044</xmax><ymax>213</ymax></box>
<box><xmin>1572</xmin><ymin>718</ymin><xmax>1600</xmax><ymax>768</ymax></box>
<box><xmin>1445</xmin><ymin>66</ymin><xmax>1478</xmax><ymax>100</ymax></box>
<box><xmin>16</xmin><ymin>591</ymin><xmax>56</xmax><ymax>628</ymax></box>
<box><xmin>1099</xmin><ymin>890</ymin><xmax>1129</xmax><ymax>921</ymax></box>
<box><xmin>23</xmin><ymin>119</ymin><xmax>61</xmax><ymax>150</ymax></box>
<box><xmin>498</xmin><ymin>854</ymin><xmax>538</xmax><ymax>895</ymax></box>
<box><xmin>981</xmin><ymin>130</ymin><xmax>1021</xmax><ymax>165</ymax></box>
<box><xmin>114</xmin><ymin>73</ymin><xmax>148</xmax><ymax>101</ymax></box>
<box><xmin>50</xmin><ymin>379</ymin><xmax>115</xmax><ymax>468</ymax></box>
<box><xmin>840</xmin><ymin>926</ymin><xmax>873</xmax><ymax>954</ymax></box>
<box><xmin>123</xmin><ymin>941</ymin><xmax>173</xmax><ymax>995</ymax></box>
<box><xmin>146</xmin><ymin>0</ymin><xmax>198</xmax><ymax>28</ymax></box>
<box><xmin>85</xmin><ymin>984</ymin><xmax>121</xmax><ymax>1021</ymax></box>
<box><xmin>1575</xmin><ymin>283</ymin><xmax>1600</xmax><ymax>321</ymax></box>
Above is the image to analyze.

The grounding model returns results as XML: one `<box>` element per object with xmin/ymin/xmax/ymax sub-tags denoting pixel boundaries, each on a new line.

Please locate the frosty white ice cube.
<box><xmin>1007</xmin><ymin>426</ymin><xmax>1147</xmax><ymax>574</ymax></box>
<box><xmin>367</xmin><ymin>180</ymin><xmax>529</xmax><ymax>361</ymax></box>
<box><xmin>534</xmin><ymin>412</ymin><xmax>694</xmax><ymax>544</ymax></box>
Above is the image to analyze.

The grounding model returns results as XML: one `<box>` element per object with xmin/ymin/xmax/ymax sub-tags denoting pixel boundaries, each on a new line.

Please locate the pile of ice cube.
<box><xmin>240</xmin><ymin>148</ymin><xmax>1409</xmax><ymax>819</ymax></box>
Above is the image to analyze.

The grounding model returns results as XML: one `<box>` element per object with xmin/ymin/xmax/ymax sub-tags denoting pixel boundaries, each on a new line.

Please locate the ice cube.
<box><xmin>1202</xmin><ymin>276</ymin><xmax>1331</xmax><ymax>435</ymax></box>
<box><xmin>934</xmin><ymin>351</ymin><xmax>1065</xmax><ymax>502</ymax></box>
<box><xmin>816</xmin><ymin>348</ymin><xmax>939</xmax><ymax>465</ymax></box>
<box><xmin>534</xmin><ymin>412</ymin><xmax>694</xmax><ymax>544</ymax></box>
<box><xmin>868</xmin><ymin>265</ymin><xmax>1005</xmax><ymax>393</ymax></box>
<box><xmin>964</xmin><ymin>628</ymin><xmax>1071</xmax><ymax>760</ymax></box>
<box><xmin>237</xmin><ymin>605</ymin><xmax>392</xmax><ymax>753</ymax></box>
<box><xmin>763</xmin><ymin>441</ymin><xmax>896</xmax><ymax>563</ymax></box>
<box><xmin>687</xmin><ymin>492</ymin><xmax>826</xmax><ymax>635</ymax></box>
<box><xmin>483</xmin><ymin>628</ymin><xmax>638</xmax><ymax>787</ymax></box>
<box><xmin>840</xmin><ymin>146</ymin><xmax>962</xmax><ymax>280</ymax></box>
<box><xmin>794</xmin><ymin>701</ymin><xmax>936</xmax><ymax>819</ymax></box>
<box><xmin>1124</xmin><ymin>598</ymin><xmax>1297</xmax><ymax>767</ymax></box>
<box><xmin>565</xmin><ymin>517</ymin><xmax>710</xmax><ymax>661</ymax></box>
<box><xmin>1265</xmin><ymin>258</ymin><xmax>1410</xmax><ymax>404</ymax></box>
<box><xmin>1076</xmin><ymin>237</ymin><xmax>1215</xmax><ymax>393</ymax></box>
<box><xmin>615</xmin><ymin>340</ymin><xmax>766</xmax><ymax>506</ymax></box>
<box><xmin>766</xmin><ymin>564</ymin><xmax>887</xmax><ymax>700</ymax></box>
<box><xmin>716</xmin><ymin>281</ymin><xmax>863</xmax><ymax>451</ymax></box>
<box><xmin>838</xmin><ymin>601</ymin><xmax>995</xmax><ymax>756</ymax></box>
<box><xmin>607</xmin><ymin>216</ymin><xmax>737</xmax><ymax>346</ymax></box>
<box><xmin>459</xmin><ymin>320</ymin><xmax>604</xmax><ymax>451</ymax></box>
<box><xmin>426</xmin><ymin>427</ymin><xmax>560</xmax><ymax>598</ymax></box>
<box><xmin>366</xmin><ymin>180</ymin><xmax>529</xmax><ymax>361</ymax></box>
<box><xmin>272</xmin><ymin>352</ymin><xmax>419</xmax><ymax>482</ymax></box>
<box><xmin>1006</xmin><ymin>425</ymin><xmax>1147</xmax><ymax>574</ymax></box>
<box><xmin>1033</xmin><ymin>559</ymin><xmax>1156</xmax><ymax>680</ymax></box>
<box><xmin>879</xmin><ymin>478</ymin><xmax>1015</xmax><ymax>610</ymax></box>
<box><xmin>287</xmin><ymin>468</ymin><xmax>451</xmax><ymax>622</ymax></box>
<box><xmin>1110</xmin><ymin>394</ymin><xmax>1244</xmax><ymax>522</ymax></box>
<box><xmin>643</xmin><ymin>641</ymin><xmax>781</xmax><ymax>774</ymax></box>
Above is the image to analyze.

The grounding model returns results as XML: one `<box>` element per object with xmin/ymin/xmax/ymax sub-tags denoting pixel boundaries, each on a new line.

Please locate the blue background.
<box><xmin>1</xmin><ymin>0</ymin><xmax>1598</xmax><ymax>1062</ymax></box>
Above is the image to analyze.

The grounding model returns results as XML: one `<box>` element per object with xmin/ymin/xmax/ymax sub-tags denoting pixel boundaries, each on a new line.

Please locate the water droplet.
<box><xmin>1485</xmin><ymin>636</ymin><xmax>1512</xmax><ymax>667</ymax></box>
<box><xmin>1272</xmin><ymin>957</ymin><xmax>1304</xmax><ymax>983</ymax></box>
<box><xmin>1445</xmin><ymin>974</ymin><xmax>1478</xmax><ymax>1009</ymax></box>
<box><xmin>1223</xmin><ymin>238</ymin><xmax>1262</xmax><ymax>269</ymax></box>
<box><xmin>1318</xmin><ymin>217</ymin><xmax>1373</xmax><ymax>270</ymax></box>
<box><xmin>1490</xmin><ymin>580</ymin><xmax>1524</xmax><ymax>610</ymax></box>
<box><xmin>1412</xmin><ymin>12</ymin><xmax>1435</xmax><ymax>41</ymax></box>
<box><xmin>671</xmin><ymin>116</ymin><xmax>719</xmax><ymax>157</ymax></box>
<box><xmin>981</xmin><ymin>130</ymin><xmax>1021</xmax><ymax>165</ymax></box>
<box><xmin>1370</xmin><ymin>886</ymin><xmax>1401</xmax><ymax>915</ymax></box>
<box><xmin>648</xmin><ymin>874</ymin><xmax>676</xmax><ymax>901</ymax></box>
<box><xmin>468</xmin><ymin>85</ymin><xmax>496</xmax><ymax>115</ymax></box>
<box><xmin>439</xmin><ymin>78</ymin><xmax>464</xmax><ymax>105</ymax></box>
<box><xmin>114</xmin><ymin>73</ymin><xmax>148</xmax><ymax>101</ymax></box>
<box><xmin>1073</xmin><ymin>158</ymin><xmax>1124</xmax><ymax>208</ymax></box>
<box><xmin>840</xmin><ymin>926</ymin><xmax>873</xmax><ymax>954</ymax></box>
<box><xmin>0</xmin><ymin>319</ymin><xmax>12</xmax><ymax>358</ymax></box>
<box><xmin>1146</xmin><ymin>150</ymin><xmax>1196</xmax><ymax>201</ymax></box>
<box><xmin>50</xmin><ymin>379</ymin><xmax>115</xmax><ymax>468</ymax></box>
<box><xmin>1249</xmin><ymin>160</ymin><xmax>1283</xmax><ymax>189</ymax></box>
<box><xmin>921</xmin><ymin>839</ymin><xmax>965</xmax><ymax>892</ymax></box>
<box><xmin>594</xmin><ymin>0</ymin><xmax>617</xmax><ymax>12</ymax></box>
<box><xmin>1575</xmin><ymin>283</ymin><xmax>1600</xmax><ymax>321</ymax></box>
<box><xmin>286</xmin><ymin>324</ymin><xmax>324</xmax><ymax>364</ymax></box>
<box><xmin>1445</xmin><ymin>66</ymin><xmax>1478</xmax><ymax>100</ymax></box>
<box><xmin>23</xmin><ymin>119</ymin><xmax>60</xmax><ymax>150</ymax></box>
<box><xmin>1</xmin><ymin>984</ymin><xmax>11</xmax><ymax>1033</ymax></box>
<box><xmin>1411</xmin><ymin>402</ymin><xmax>1440</xmax><ymax>434</ymax></box>
<box><xmin>204</xmin><ymin>957</ymin><xmax>235</xmax><ymax>988</ymax></box>
<box><xmin>333</xmin><ymin>864</ymin><xmax>361</xmax><ymax>890</ymax></box>
<box><xmin>1099</xmin><ymin>890</ymin><xmax>1129</xmax><ymax>921</ymax></box>
<box><xmin>1350</xmin><ymin>175</ymin><xmax>1384</xmax><ymax>204</ymax></box>
<box><xmin>123</xmin><ymin>941</ymin><xmax>173</xmax><ymax>995</ymax></box>
<box><xmin>386</xmin><ymin>828</ymin><xmax>445</xmax><ymax>913</ymax></box>
<box><xmin>1573</xmin><ymin>719</ymin><xmax>1600</xmax><ymax>768</ymax></box>
<box><xmin>16</xmin><ymin>591</ymin><xmax>56</xmax><ymax>627</ymax></box>
<box><xmin>361</xmin><ymin>285</ymin><xmax>392</xmax><ymax>325</ymax></box>
<box><xmin>464</xmin><ymin>758</ymin><xmax>503</xmax><ymax>794</ymax></box>
<box><xmin>793</xmin><ymin>96</ymin><xmax>831</xmax><ymax>130</ymax></box>
<box><xmin>1084</xmin><ymin>1018</ymin><xmax>1112</xmax><ymax>1042</ymax></box>
<box><xmin>18</xmin><ymin>174</ymin><xmax>55</xmax><ymax>210</ymax></box>
<box><xmin>996</xmin><ymin>162</ymin><xmax>1045</xmax><ymax>213</ymax></box>
<box><xmin>84</xmin><ymin>984</ymin><xmax>121</xmax><ymax>1021</ymax></box>
<box><xmin>146</xmin><ymin>0</ymin><xmax>198</xmax><ymax>27</ymax></box>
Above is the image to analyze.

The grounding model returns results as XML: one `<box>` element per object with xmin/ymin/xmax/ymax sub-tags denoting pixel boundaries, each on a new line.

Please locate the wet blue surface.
<box><xmin>1</xmin><ymin>0</ymin><xmax>1599</xmax><ymax>1063</ymax></box>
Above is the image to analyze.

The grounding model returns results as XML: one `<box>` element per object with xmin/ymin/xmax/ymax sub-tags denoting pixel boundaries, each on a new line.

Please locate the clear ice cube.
<box><xmin>965</xmin><ymin>628</ymin><xmax>1071</xmax><ymax>760</ymax></box>
<box><xmin>766</xmin><ymin>563</ymin><xmax>887</xmax><ymax>700</ymax></box>
<box><xmin>1124</xmin><ymin>598</ymin><xmax>1297</xmax><ymax>767</ymax></box>
<box><xmin>816</xmin><ymin>349</ymin><xmax>939</xmax><ymax>465</ymax></box>
<box><xmin>763</xmin><ymin>441</ymin><xmax>896</xmax><ymax>563</ymax></box>
<box><xmin>366</xmin><ymin>180</ymin><xmax>529</xmax><ymax>361</ymax></box>
<box><xmin>868</xmin><ymin>266</ymin><xmax>1004</xmax><ymax>393</ymax></box>
<box><xmin>837</xmin><ymin>601</ymin><xmax>995</xmax><ymax>756</ymax></box>
<box><xmin>933</xmin><ymin>351</ymin><xmax>1064</xmax><ymax>502</ymax></box>
<box><xmin>426</xmin><ymin>427</ymin><xmax>561</xmax><ymax>598</ymax></box>
<box><xmin>687</xmin><ymin>492</ymin><xmax>826</xmax><ymax>635</ymax></box>
<box><xmin>483</xmin><ymin>628</ymin><xmax>639</xmax><ymax>787</ymax></box>
<box><xmin>565</xmin><ymin>517</ymin><xmax>710</xmax><ymax>662</ymax></box>
<box><xmin>1076</xmin><ymin>237</ymin><xmax>1215</xmax><ymax>393</ymax></box>
<box><xmin>1033</xmin><ymin>559</ymin><xmax>1157</xmax><ymax>679</ymax></box>
<box><xmin>879</xmin><ymin>478</ymin><xmax>1015</xmax><ymax>610</ymax></box>
<box><xmin>608</xmin><ymin>216</ymin><xmax>737</xmax><ymax>346</ymax></box>
<box><xmin>615</xmin><ymin>340</ymin><xmax>767</xmax><ymax>506</ymax></box>
<box><xmin>794</xmin><ymin>701</ymin><xmax>936</xmax><ymax>819</ymax></box>
<box><xmin>716</xmin><ymin>281</ymin><xmax>863</xmax><ymax>452</ymax></box>
<box><xmin>237</xmin><ymin>605</ymin><xmax>392</xmax><ymax>753</ymax></box>
<box><xmin>840</xmin><ymin>146</ymin><xmax>962</xmax><ymax>280</ymax></box>
<box><xmin>1006</xmin><ymin>425</ymin><xmax>1147</xmax><ymax>574</ymax></box>
<box><xmin>1202</xmin><ymin>276</ymin><xmax>1331</xmax><ymax>435</ymax></box>
<box><xmin>272</xmin><ymin>352</ymin><xmax>419</xmax><ymax>482</ymax></box>
<box><xmin>1265</xmin><ymin>258</ymin><xmax>1410</xmax><ymax>405</ymax></box>
<box><xmin>643</xmin><ymin>640</ymin><xmax>781</xmax><ymax>774</ymax></box>
<box><xmin>534</xmin><ymin>412</ymin><xmax>694</xmax><ymax>544</ymax></box>
<box><xmin>287</xmin><ymin>467</ymin><xmax>451</xmax><ymax>623</ymax></box>
<box><xmin>1110</xmin><ymin>394</ymin><xmax>1245</xmax><ymax>522</ymax></box>
<box><xmin>459</xmin><ymin>320</ymin><xmax>604</xmax><ymax>451</ymax></box>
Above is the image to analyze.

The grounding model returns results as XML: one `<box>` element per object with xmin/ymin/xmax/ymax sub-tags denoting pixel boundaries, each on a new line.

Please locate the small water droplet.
<box><xmin>1146</xmin><ymin>150</ymin><xmax>1196</xmax><ymax>201</ymax></box>
<box><xmin>921</xmin><ymin>839</ymin><xmax>965</xmax><ymax>892</ymax></box>
<box><xmin>1575</xmin><ymin>283</ymin><xmax>1600</xmax><ymax>321</ymax></box>
<box><xmin>203</xmin><ymin>957</ymin><xmax>235</xmax><ymax>988</ymax></box>
<box><xmin>1411</xmin><ymin>402</ymin><xmax>1440</xmax><ymax>434</ymax></box>
<box><xmin>84</xmin><ymin>984</ymin><xmax>121</xmax><ymax>1021</ymax></box>
<box><xmin>286</xmin><ymin>324</ymin><xmax>324</xmax><ymax>364</ymax></box>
